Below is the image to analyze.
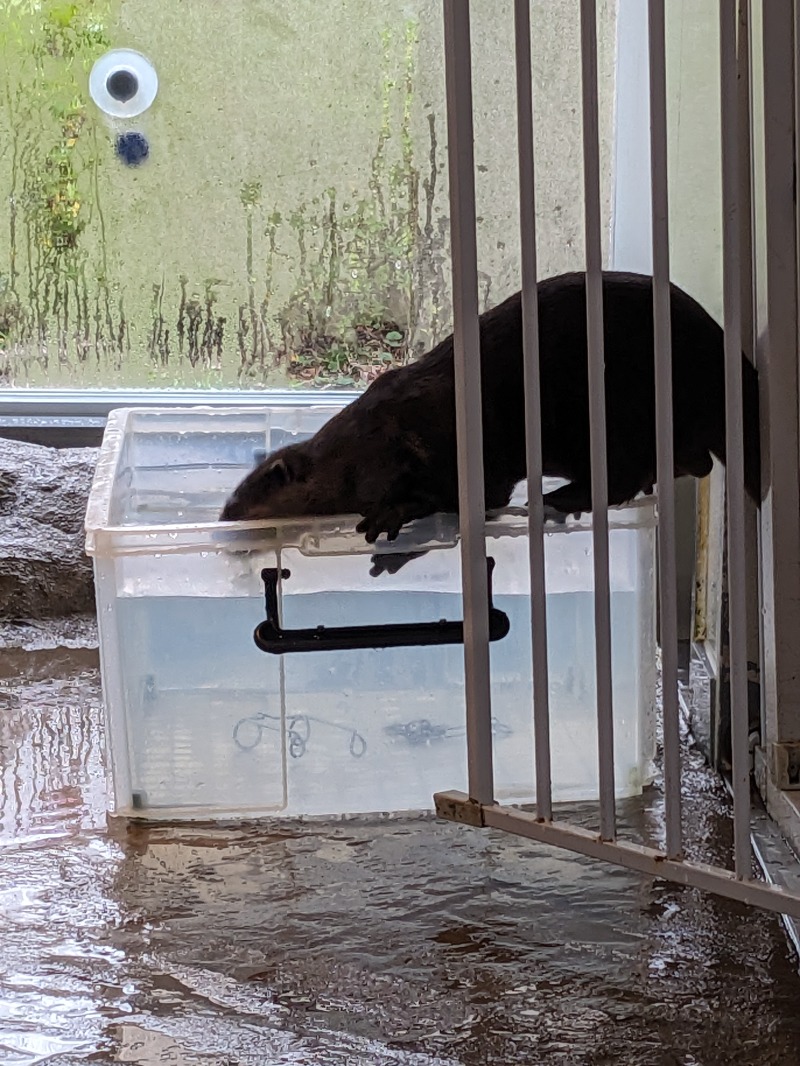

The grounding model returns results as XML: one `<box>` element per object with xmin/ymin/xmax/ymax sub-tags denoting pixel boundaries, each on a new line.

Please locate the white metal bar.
<box><xmin>758</xmin><ymin>0</ymin><xmax>800</xmax><ymax>744</ymax></box>
<box><xmin>443</xmin><ymin>0</ymin><xmax>494</xmax><ymax>806</ymax></box>
<box><xmin>796</xmin><ymin>0</ymin><xmax>800</xmax><ymax>394</ymax></box>
<box><xmin>579</xmin><ymin>0</ymin><xmax>615</xmax><ymax>840</ymax></box>
<box><xmin>720</xmin><ymin>0</ymin><xmax>752</xmax><ymax>880</ymax></box>
<box><xmin>647</xmin><ymin>0</ymin><xmax>682</xmax><ymax>860</ymax></box>
<box><xmin>514</xmin><ymin>0</ymin><xmax>552</xmax><ymax>821</ymax></box>
<box><xmin>737</xmin><ymin>0</ymin><xmax>764</xmax><ymax>779</ymax></box>
<box><xmin>434</xmin><ymin>791</ymin><xmax>800</xmax><ymax>919</ymax></box>
<box><xmin>737</xmin><ymin>0</ymin><xmax>754</xmax><ymax>366</ymax></box>
<box><xmin>758</xmin><ymin>1</ymin><xmax>800</xmax><ymax>747</ymax></box>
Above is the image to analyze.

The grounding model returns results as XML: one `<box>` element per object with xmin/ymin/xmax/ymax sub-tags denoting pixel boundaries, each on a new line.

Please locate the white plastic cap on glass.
<box><xmin>89</xmin><ymin>49</ymin><xmax>158</xmax><ymax>119</ymax></box>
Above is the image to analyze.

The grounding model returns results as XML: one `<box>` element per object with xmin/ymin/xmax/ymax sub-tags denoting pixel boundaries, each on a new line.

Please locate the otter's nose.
<box><xmin>219</xmin><ymin>498</ymin><xmax>242</xmax><ymax>521</ymax></box>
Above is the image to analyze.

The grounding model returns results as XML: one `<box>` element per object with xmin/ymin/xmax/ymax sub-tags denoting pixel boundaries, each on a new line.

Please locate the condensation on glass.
<box><xmin>0</xmin><ymin>0</ymin><xmax>617</xmax><ymax>389</ymax></box>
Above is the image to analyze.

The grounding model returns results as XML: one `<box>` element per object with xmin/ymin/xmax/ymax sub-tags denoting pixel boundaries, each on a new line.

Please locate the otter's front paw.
<box><xmin>356</xmin><ymin>507</ymin><xmax>405</xmax><ymax>544</ymax></box>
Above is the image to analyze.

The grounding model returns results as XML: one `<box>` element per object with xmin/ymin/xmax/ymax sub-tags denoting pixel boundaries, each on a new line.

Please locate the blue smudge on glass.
<box><xmin>116</xmin><ymin>131</ymin><xmax>150</xmax><ymax>167</ymax></box>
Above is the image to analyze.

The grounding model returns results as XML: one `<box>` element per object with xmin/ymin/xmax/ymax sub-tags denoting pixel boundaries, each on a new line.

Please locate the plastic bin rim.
<box><xmin>84</xmin><ymin>406</ymin><xmax>659</xmax><ymax>556</ymax></box>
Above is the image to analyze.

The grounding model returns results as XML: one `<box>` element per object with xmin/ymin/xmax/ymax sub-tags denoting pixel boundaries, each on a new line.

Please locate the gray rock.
<box><xmin>0</xmin><ymin>438</ymin><xmax>99</xmax><ymax>618</ymax></box>
<box><xmin>0</xmin><ymin>613</ymin><xmax>98</xmax><ymax>651</ymax></box>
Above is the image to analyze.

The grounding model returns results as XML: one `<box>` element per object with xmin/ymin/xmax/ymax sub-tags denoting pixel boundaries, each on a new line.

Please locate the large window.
<box><xmin>0</xmin><ymin>0</ymin><xmax>618</xmax><ymax>393</ymax></box>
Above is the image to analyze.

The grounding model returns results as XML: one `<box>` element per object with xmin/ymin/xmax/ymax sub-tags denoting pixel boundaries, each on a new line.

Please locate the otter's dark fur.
<box><xmin>220</xmin><ymin>271</ymin><xmax>761</xmax><ymax>541</ymax></box>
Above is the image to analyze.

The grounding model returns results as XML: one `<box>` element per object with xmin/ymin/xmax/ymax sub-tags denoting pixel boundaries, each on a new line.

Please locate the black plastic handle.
<box><xmin>254</xmin><ymin>558</ymin><xmax>510</xmax><ymax>654</ymax></box>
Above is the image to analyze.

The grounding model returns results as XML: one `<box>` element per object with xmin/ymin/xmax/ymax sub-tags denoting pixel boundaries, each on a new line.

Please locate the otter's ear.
<box><xmin>259</xmin><ymin>457</ymin><xmax>291</xmax><ymax>489</ymax></box>
<box><xmin>257</xmin><ymin>448</ymin><xmax>311</xmax><ymax>487</ymax></box>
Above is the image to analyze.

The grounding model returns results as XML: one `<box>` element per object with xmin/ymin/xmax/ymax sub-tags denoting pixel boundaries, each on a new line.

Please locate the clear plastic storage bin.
<box><xmin>85</xmin><ymin>406</ymin><xmax>657</xmax><ymax>821</ymax></box>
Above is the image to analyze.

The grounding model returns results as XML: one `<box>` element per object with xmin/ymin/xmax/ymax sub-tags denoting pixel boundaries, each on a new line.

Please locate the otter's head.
<box><xmin>220</xmin><ymin>441</ymin><xmax>336</xmax><ymax>522</ymax></box>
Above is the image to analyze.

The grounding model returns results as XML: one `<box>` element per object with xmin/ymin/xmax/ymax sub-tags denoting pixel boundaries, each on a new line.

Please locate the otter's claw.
<box><xmin>356</xmin><ymin>517</ymin><xmax>380</xmax><ymax>544</ymax></box>
<box><xmin>357</xmin><ymin>507</ymin><xmax>405</xmax><ymax>544</ymax></box>
<box><xmin>541</xmin><ymin>505</ymin><xmax>570</xmax><ymax>527</ymax></box>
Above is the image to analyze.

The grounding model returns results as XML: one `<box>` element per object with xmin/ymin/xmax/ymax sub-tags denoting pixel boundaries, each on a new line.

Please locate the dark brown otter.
<box><xmin>220</xmin><ymin>271</ymin><xmax>761</xmax><ymax>541</ymax></box>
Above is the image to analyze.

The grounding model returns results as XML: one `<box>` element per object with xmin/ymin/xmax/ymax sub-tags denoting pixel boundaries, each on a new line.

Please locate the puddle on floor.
<box><xmin>0</xmin><ymin>624</ymin><xmax>799</xmax><ymax>1065</ymax></box>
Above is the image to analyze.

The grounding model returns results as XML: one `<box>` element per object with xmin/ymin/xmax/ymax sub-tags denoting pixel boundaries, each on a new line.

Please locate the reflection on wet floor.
<box><xmin>0</xmin><ymin>629</ymin><xmax>799</xmax><ymax>1065</ymax></box>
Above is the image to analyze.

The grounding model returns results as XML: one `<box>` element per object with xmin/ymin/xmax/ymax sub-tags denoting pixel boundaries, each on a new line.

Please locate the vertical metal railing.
<box><xmin>719</xmin><ymin>0</ymin><xmax>752</xmax><ymax>880</ymax></box>
<box><xmin>648</xmin><ymin>0</ymin><xmax>682</xmax><ymax>861</ymax></box>
<box><xmin>579</xmin><ymin>0</ymin><xmax>616</xmax><ymax>841</ymax></box>
<box><xmin>513</xmin><ymin>0</ymin><xmax>552</xmax><ymax>822</ymax></box>
<box><xmin>737</xmin><ymin>0</ymin><xmax>754</xmax><ymax>368</ymax></box>
<box><xmin>442</xmin><ymin>0</ymin><xmax>495</xmax><ymax>806</ymax></box>
<box><xmin>759</xmin><ymin>1</ymin><xmax>800</xmax><ymax>750</ymax></box>
<box><xmin>795</xmin><ymin>0</ymin><xmax>800</xmax><ymax>401</ymax></box>
<box><xmin>433</xmin><ymin>0</ymin><xmax>800</xmax><ymax>923</ymax></box>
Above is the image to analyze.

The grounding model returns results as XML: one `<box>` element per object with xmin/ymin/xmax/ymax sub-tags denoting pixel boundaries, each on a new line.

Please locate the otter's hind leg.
<box><xmin>542</xmin><ymin>467</ymin><xmax>653</xmax><ymax>517</ymax></box>
<box><xmin>674</xmin><ymin>449</ymin><xmax>714</xmax><ymax>481</ymax></box>
<box><xmin>542</xmin><ymin>480</ymin><xmax>593</xmax><ymax>517</ymax></box>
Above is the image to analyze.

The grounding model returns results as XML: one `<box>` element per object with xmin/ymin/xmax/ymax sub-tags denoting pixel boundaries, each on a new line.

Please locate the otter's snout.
<box><xmin>219</xmin><ymin>496</ymin><xmax>245</xmax><ymax>522</ymax></box>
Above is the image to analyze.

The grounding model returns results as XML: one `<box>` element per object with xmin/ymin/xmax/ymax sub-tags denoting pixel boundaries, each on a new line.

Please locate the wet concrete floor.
<box><xmin>0</xmin><ymin>620</ymin><xmax>799</xmax><ymax>1065</ymax></box>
